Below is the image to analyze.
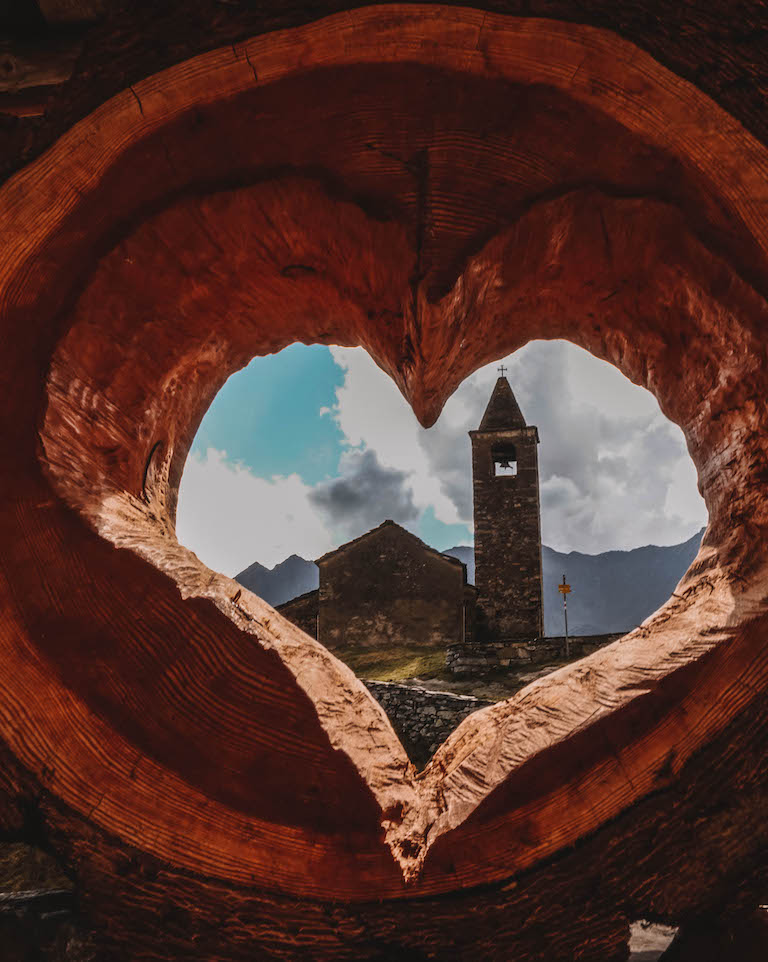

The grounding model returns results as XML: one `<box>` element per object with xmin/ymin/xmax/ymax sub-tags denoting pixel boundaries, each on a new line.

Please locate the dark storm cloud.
<box><xmin>309</xmin><ymin>448</ymin><xmax>419</xmax><ymax>540</ymax></box>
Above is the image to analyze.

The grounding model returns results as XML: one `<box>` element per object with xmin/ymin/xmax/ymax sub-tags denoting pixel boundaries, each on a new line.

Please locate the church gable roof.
<box><xmin>315</xmin><ymin>519</ymin><xmax>466</xmax><ymax>574</ymax></box>
<box><xmin>478</xmin><ymin>376</ymin><xmax>527</xmax><ymax>431</ymax></box>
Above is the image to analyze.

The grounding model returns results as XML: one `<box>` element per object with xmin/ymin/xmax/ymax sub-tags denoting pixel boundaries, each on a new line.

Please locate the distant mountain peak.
<box><xmin>281</xmin><ymin>554</ymin><xmax>310</xmax><ymax>566</ymax></box>
<box><xmin>235</xmin><ymin>554</ymin><xmax>318</xmax><ymax>607</ymax></box>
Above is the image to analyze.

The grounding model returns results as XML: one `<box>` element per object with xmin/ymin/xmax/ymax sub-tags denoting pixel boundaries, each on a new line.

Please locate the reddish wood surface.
<box><xmin>2</xmin><ymin>6</ymin><xmax>768</xmax><ymax>958</ymax></box>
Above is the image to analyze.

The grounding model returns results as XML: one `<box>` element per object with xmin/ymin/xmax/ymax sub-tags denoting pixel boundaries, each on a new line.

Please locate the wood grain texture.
<box><xmin>1</xmin><ymin>6</ymin><xmax>768</xmax><ymax>958</ymax></box>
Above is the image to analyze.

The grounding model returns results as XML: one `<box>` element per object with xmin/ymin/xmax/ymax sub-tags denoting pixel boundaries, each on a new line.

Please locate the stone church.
<box><xmin>278</xmin><ymin>374</ymin><xmax>544</xmax><ymax>650</ymax></box>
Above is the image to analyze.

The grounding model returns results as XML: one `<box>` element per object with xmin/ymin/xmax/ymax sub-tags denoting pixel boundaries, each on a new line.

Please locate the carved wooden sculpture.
<box><xmin>2</xmin><ymin>7</ymin><xmax>768</xmax><ymax>959</ymax></box>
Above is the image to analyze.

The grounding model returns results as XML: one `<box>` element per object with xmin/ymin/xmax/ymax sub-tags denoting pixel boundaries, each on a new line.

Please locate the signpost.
<box><xmin>558</xmin><ymin>574</ymin><xmax>571</xmax><ymax>658</ymax></box>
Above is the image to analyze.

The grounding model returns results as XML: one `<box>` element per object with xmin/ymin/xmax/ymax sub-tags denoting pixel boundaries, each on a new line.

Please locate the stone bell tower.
<box><xmin>470</xmin><ymin>372</ymin><xmax>544</xmax><ymax>642</ymax></box>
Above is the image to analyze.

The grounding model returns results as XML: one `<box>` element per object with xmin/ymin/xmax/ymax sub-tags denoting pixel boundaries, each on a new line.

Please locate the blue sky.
<box><xmin>190</xmin><ymin>344</ymin><xmax>346</xmax><ymax>485</ymax></box>
<box><xmin>176</xmin><ymin>341</ymin><xmax>708</xmax><ymax>575</ymax></box>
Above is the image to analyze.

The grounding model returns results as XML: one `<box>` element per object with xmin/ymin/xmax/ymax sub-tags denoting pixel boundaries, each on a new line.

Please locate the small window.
<box><xmin>492</xmin><ymin>444</ymin><xmax>517</xmax><ymax>477</ymax></box>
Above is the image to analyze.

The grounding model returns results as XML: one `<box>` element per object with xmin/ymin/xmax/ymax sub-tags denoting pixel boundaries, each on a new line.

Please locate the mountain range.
<box><xmin>235</xmin><ymin>554</ymin><xmax>320</xmax><ymax>608</ymax></box>
<box><xmin>235</xmin><ymin>527</ymin><xmax>705</xmax><ymax>637</ymax></box>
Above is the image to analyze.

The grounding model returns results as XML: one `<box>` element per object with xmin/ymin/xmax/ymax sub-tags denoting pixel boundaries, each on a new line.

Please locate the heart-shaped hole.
<box><xmin>174</xmin><ymin>339</ymin><xmax>707</xmax><ymax>769</ymax></box>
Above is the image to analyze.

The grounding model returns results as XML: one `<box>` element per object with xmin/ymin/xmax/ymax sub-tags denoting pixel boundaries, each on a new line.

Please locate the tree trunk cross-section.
<box><xmin>1</xmin><ymin>6</ymin><xmax>768</xmax><ymax>959</ymax></box>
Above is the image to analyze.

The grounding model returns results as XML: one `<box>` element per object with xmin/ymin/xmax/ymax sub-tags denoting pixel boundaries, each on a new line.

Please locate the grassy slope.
<box><xmin>333</xmin><ymin>642</ymin><xmax>574</xmax><ymax>701</ymax></box>
<box><xmin>332</xmin><ymin>645</ymin><xmax>447</xmax><ymax>683</ymax></box>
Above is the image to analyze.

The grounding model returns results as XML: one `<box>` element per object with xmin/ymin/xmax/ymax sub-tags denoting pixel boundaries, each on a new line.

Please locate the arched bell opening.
<box><xmin>491</xmin><ymin>444</ymin><xmax>518</xmax><ymax>477</ymax></box>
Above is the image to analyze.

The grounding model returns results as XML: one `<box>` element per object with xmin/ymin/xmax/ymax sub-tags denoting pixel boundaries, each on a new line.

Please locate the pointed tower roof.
<box><xmin>478</xmin><ymin>376</ymin><xmax>527</xmax><ymax>431</ymax></box>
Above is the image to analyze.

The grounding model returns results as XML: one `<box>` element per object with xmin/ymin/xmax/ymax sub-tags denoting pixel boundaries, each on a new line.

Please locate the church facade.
<box><xmin>277</xmin><ymin>375</ymin><xmax>543</xmax><ymax>651</ymax></box>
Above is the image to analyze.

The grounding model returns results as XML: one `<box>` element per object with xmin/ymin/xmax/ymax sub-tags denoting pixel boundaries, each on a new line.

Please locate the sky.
<box><xmin>176</xmin><ymin>341</ymin><xmax>708</xmax><ymax>576</ymax></box>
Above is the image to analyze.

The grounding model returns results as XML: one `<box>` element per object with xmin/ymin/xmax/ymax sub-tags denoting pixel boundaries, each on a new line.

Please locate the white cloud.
<box><xmin>327</xmin><ymin>340</ymin><xmax>708</xmax><ymax>554</ymax></box>
<box><xmin>175</xmin><ymin>448</ymin><xmax>335</xmax><ymax>575</ymax></box>
<box><xmin>664</xmin><ymin>446</ymin><xmax>706</xmax><ymax>530</ymax></box>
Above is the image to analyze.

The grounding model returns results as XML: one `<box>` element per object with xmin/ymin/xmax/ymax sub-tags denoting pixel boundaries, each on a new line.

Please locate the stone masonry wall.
<box><xmin>471</xmin><ymin>424</ymin><xmax>544</xmax><ymax>641</ymax></box>
<box><xmin>447</xmin><ymin>632</ymin><xmax>625</xmax><ymax>675</ymax></box>
<box><xmin>276</xmin><ymin>589</ymin><xmax>318</xmax><ymax>638</ymax></box>
<box><xmin>364</xmin><ymin>681</ymin><xmax>492</xmax><ymax>768</ymax></box>
<box><xmin>319</xmin><ymin>522</ymin><xmax>466</xmax><ymax>650</ymax></box>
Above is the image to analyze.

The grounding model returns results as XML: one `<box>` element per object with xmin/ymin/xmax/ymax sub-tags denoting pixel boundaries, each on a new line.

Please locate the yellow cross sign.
<box><xmin>558</xmin><ymin>583</ymin><xmax>571</xmax><ymax>594</ymax></box>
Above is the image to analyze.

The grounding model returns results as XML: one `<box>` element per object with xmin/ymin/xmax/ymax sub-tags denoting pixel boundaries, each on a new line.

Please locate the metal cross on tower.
<box><xmin>498</xmin><ymin>364</ymin><xmax>507</xmax><ymax>377</ymax></box>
